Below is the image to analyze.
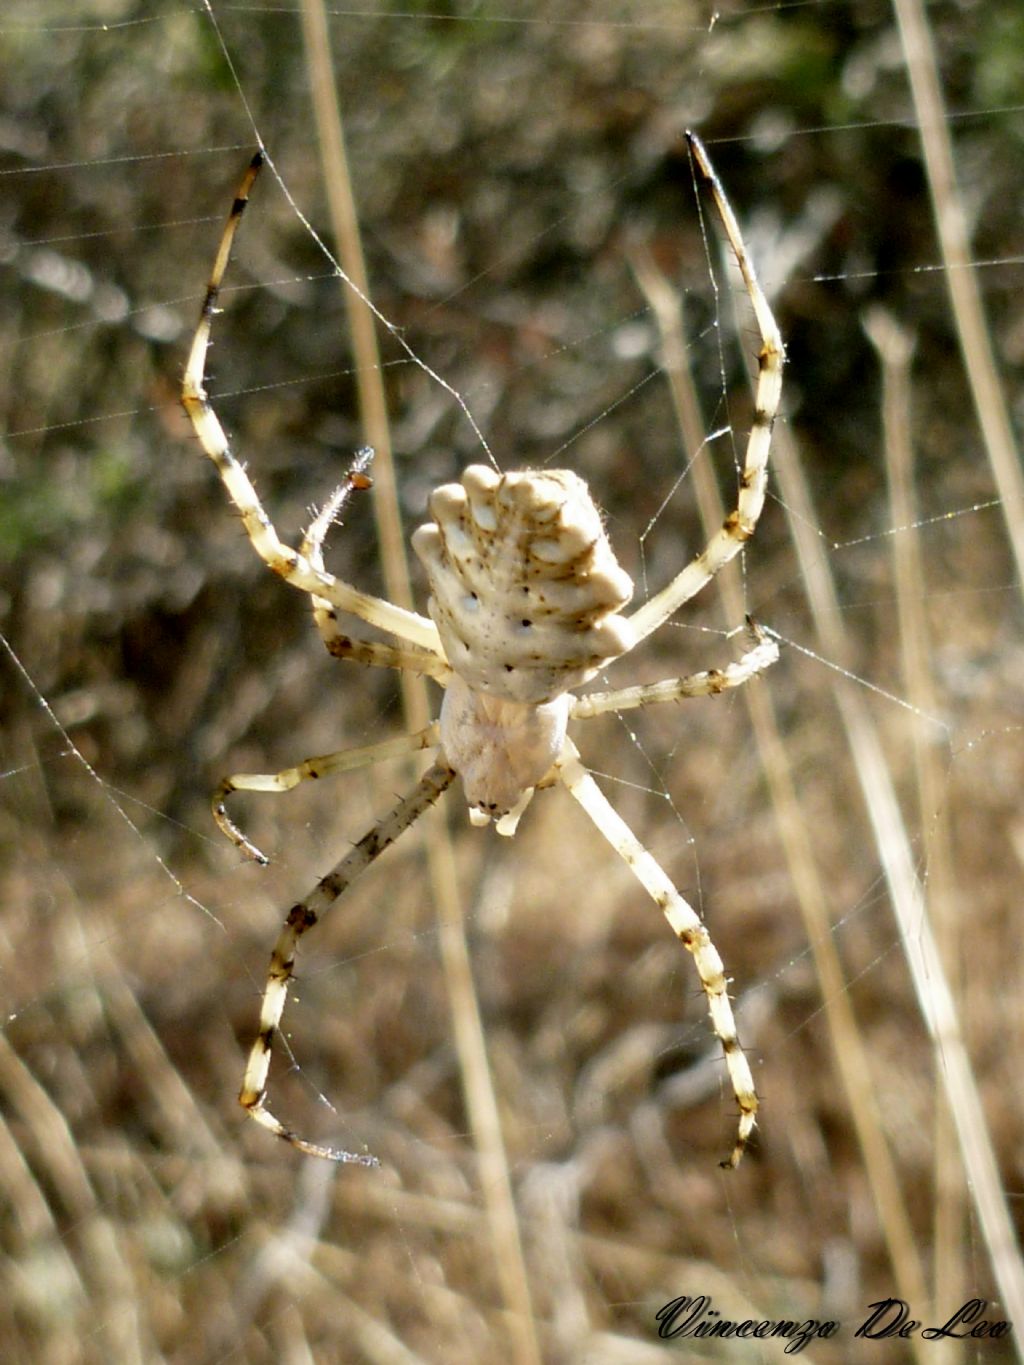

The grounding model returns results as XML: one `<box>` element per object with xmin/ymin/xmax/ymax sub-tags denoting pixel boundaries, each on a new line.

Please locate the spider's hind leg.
<box><xmin>556</xmin><ymin>738</ymin><xmax>757</xmax><ymax>1168</ymax></box>
<box><xmin>238</xmin><ymin>758</ymin><xmax>457</xmax><ymax>1161</ymax></box>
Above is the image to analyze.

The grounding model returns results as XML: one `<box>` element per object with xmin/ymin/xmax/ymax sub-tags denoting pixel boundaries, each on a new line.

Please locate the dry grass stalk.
<box><xmin>863</xmin><ymin>304</ymin><xmax>965</xmax><ymax>1347</ymax></box>
<box><xmin>772</xmin><ymin>416</ymin><xmax>1024</xmax><ymax>1349</ymax></box>
<box><xmin>892</xmin><ymin>0</ymin><xmax>1024</xmax><ymax>594</ymax></box>
<box><xmin>298</xmin><ymin>2</ymin><xmax>540</xmax><ymax>1359</ymax></box>
<box><xmin>631</xmin><ymin>243</ymin><xmax>930</xmax><ymax>1342</ymax></box>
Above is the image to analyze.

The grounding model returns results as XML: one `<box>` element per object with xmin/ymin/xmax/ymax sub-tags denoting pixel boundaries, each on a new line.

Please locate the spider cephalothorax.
<box><xmin>182</xmin><ymin>133</ymin><xmax>783</xmax><ymax>1170</ymax></box>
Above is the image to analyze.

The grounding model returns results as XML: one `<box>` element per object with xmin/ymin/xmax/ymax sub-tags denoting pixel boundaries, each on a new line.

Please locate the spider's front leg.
<box><xmin>627</xmin><ymin>133</ymin><xmax>784</xmax><ymax>646</ymax></box>
<box><xmin>300</xmin><ymin>453</ymin><xmax>453</xmax><ymax>685</ymax></box>
<box><xmin>239</xmin><ymin>759</ymin><xmax>457</xmax><ymax>1162</ymax></box>
<box><xmin>208</xmin><ymin>450</ymin><xmax>451</xmax><ymax>864</ymax></box>
<box><xmin>180</xmin><ymin>151</ymin><xmax>443</xmax><ymax>653</ymax></box>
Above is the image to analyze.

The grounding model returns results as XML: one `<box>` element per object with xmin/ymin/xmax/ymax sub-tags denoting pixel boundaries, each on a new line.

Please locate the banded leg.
<box><xmin>301</xmin><ymin>466</ymin><xmax>452</xmax><ymax>685</ymax></box>
<box><xmin>571</xmin><ymin>627</ymin><xmax>778</xmax><ymax>720</ymax></box>
<box><xmin>181</xmin><ymin>151</ymin><xmax>443</xmax><ymax>653</ymax></box>
<box><xmin>314</xmin><ymin>627</ymin><xmax>452</xmax><ymax>679</ymax></box>
<box><xmin>214</xmin><ymin>724</ymin><xmax>442</xmax><ymax>863</ymax></box>
<box><xmin>628</xmin><ymin>132</ymin><xmax>784</xmax><ymax>645</ymax></box>
<box><xmin>239</xmin><ymin>759</ymin><xmax>457</xmax><ymax>1161</ymax></box>
<box><xmin>556</xmin><ymin>738</ymin><xmax>756</xmax><ymax>1168</ymax></box>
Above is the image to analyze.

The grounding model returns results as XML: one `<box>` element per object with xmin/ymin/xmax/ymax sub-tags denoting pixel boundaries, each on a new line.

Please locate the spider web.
<box><xmin>2</xmin><ymin>3</ymin><xmax>1024</xmax><ymax>1362</ymax></box>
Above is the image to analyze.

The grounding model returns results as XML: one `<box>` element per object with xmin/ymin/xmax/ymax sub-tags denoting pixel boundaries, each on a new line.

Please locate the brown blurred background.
<box><xmin>2</xmin><ymin>2</ymin><xmax>1023</xmax><ymax>1361</ymax></box>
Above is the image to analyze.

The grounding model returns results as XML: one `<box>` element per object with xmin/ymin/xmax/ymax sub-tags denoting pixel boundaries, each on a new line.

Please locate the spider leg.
<box><xmin>627</xmin><ymin>132</ymin><xmax>784</xmax><ymax>646</ymax></box>
<box><xmin>300</xmin><ymin>474</ymin><xmax>453</xmax><ymax>683</ymax></box>
<box><xmin>239</xmin><ymin>758</ymin><xmax>457</xmax><ymax>1162</ymax></box>
<box><xmin>555</xmin><ymin>738</ymin><xmax>756</xmax><ymax>1168</ymax></box>
<box><xmin>571</xmin><ymin>626</ymin><xmax>778</xmax><ymax>719</ymax></box>
<box><xmin>180</xmin><ymin>152</ymin><xmax>443</xmax><ymax>654</ymax></box>
<box><xmin>214</xmin><ymin>724</ymin><xmax>442</xmax><ymax>863</ymax></box>
<box><xmin>313</xmin><ymin>623</ymin><xmax>453</xmax><ymax>680</ymax></box>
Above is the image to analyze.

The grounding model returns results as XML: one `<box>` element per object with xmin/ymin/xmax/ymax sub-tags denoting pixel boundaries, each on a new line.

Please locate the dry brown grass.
<box><xmin>2</xmin><ymin>4</ymin><xmax>1023</xmax><ymax>1363</ymax></box>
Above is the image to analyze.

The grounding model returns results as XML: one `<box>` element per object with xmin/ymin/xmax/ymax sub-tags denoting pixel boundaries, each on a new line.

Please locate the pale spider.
<box><xmin>181</xmin><ymin>133</ymin><xmax>783</xmax><ymax>1170</ymax></box>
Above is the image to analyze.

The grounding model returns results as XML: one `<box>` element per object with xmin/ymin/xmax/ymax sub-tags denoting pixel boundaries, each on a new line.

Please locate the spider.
<box><xmin>181</xmin><ymin>133</ymin><xmax>783</xmax><ymax>1170</ymax></box>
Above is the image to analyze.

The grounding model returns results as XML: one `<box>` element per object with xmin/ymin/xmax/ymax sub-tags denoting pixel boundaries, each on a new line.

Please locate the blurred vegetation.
<box><xmin>1</xmin><ymin>1</ymin><xmax>1023</xmax><ymax>1362</ymax></box>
